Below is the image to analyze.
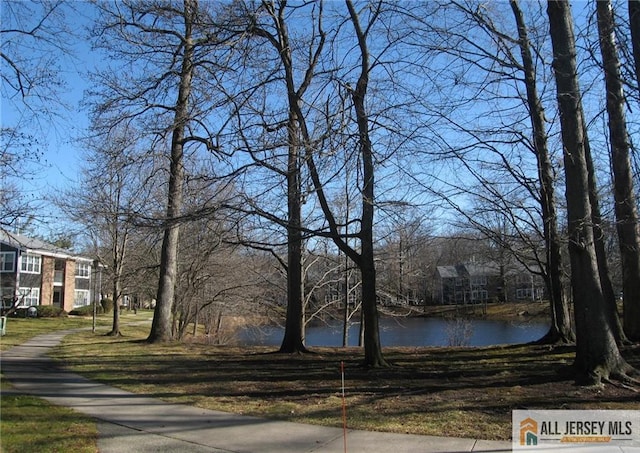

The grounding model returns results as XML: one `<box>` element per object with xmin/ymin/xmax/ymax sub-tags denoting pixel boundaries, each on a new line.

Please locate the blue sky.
<box><xmin>2</xmin><ymin>1</ymin><xmax>95</xmax><ymax>236</ymax></box>
<box><xmin>2</xmin><ymin>0</ymin><xmax>637</xmax><ymax>242</ymax></box>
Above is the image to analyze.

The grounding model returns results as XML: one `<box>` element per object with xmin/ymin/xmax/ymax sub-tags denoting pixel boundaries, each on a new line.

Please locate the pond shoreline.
<box><xmin>198</xmin><ymin>302</ymin><xmax>551</xmax><ymax>347</ymax></box>
<box><xmin>384</xmin><ymin>300</ymin><xmax>550</xmax><ymax>322</ymax></box>
<box><xmin>236</xmin><ymin>300</ymin><xmax>551</xmax><ymax>331</ymax></box>
<box><xmin>238</xmin><ymin>309</ymin><xmax>551</xmax><ymax>348</ymax></box>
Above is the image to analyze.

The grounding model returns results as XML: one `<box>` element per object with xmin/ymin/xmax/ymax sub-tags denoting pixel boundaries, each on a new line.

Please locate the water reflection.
<box><xmin>237</xmin><ymin>317</ymin><xmax>549</xmax><ymax>347</ymax></box>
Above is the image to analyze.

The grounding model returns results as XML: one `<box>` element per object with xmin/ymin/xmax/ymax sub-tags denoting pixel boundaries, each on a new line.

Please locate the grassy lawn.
<box><xmin>51</xmin><ymin>319</ymin><xmax>640</xmax><ymax>441</ymax></box>
<box><xmin>0</xmin><ymin>316</ymin><xmax>98</xmax><ymax>351</ymax></box>
<box><xmin>0</xmin><ymin>311</ymin><xmax>153</xmax><ymax>452</ymax></box>
<box><xmin>1</xmin><ymin>390</ymin><xmax>99</xmax><ymax>453</ymax></box>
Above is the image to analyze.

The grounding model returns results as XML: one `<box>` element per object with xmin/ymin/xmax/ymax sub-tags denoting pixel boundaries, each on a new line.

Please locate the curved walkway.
<box><xmin>2</xmin><ymin>331</ymin><xmax>511</xmax><ymax>452</ymax></box>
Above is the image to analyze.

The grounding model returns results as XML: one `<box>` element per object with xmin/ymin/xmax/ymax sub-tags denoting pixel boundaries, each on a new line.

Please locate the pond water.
<box><xmin>237</xmin><ymin>316</ymin><xmax>550</xmax><ymax>348</ymax></box>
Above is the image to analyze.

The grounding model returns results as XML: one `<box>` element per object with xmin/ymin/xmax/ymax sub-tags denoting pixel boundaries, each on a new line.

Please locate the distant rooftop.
<box><xmin>0</xmin><ymin>230</ymin><xmax>92</xmax><ymax>262</ymax></box>
<box><xmin>437</xmin><ymin>262</ymin><xmax>501</xmax><ymax>278</ymax></box>
<box><xmin>436</xmin><ymin>265</ymin><xmax>459</xmax><ymax>279</ymax></box>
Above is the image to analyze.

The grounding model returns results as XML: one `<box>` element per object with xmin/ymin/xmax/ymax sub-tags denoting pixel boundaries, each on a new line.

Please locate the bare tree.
<box><xmin>300</xmin><ymin>0</ymin><xmax>388</xmax><ymax>367</ymax></box>
<box><xmin>172</xmin><ymin>215</ymin><xmax>261</xmax><ymax>342</ymax></box>
<box><xmin>580</xmin><ymin>119</ymin><xmax>630</xmax><ymax>347</ymax></box>
<box><xmin>59</xmin><ymin>124</ymin><xmax>154</xmax><ymax>336</ymax></box>
<box><xmin>510</xmin><ymin>0</ymin><xmax>573</xmax><ymax>343</ymax></box>
<box><xmin>88</xmin><ymin>0</ymin><xmax>233</xmax><ymax>343</ymax></box>
<box><xmin>547</xmin><ymin>0</ymin><xmax>635</xmax><ymax>385</ymax></box>
<box><xmin>596</xmin><ymin>0</ymin><xmax>640</xmax><ymax>341</ymax></box>
<box><xmin>377</xmin><ymin>213</ymin><xmax>434</xmax><ymax>306</ymax></box>
<box><xmin>220</xmin><ymin>0</ymin><xmax>329</xmax><ymax>353</ymax></box>
<box><xmin>413</xmin><ymin>0</ymin><xmax>573</xmax><ymax>342</ymax></box>
<box><xmin>148</xmin><ymin>0</ymin><xmax>196</xmax><ymax>342</ymax></box>
<box><xmin>250</xmin><ymin>0</ymin><xmax>324</xmax><ymax>354</ymax></box>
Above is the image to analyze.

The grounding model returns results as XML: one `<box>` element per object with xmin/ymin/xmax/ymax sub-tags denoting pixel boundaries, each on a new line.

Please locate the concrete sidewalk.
<box><xmin>1</xmin><ymin>331</ymin><xmax>512</xmax><ymax>452</ymax></box>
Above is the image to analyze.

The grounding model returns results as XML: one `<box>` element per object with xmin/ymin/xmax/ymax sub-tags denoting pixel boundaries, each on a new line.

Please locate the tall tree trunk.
<box><xmin>342</xmin><ymin>252</ymin><xmax>350</xmax><ymax>347</ymax></box>
<box><xmin>253</xmin><ymin>1</ymin><xmax>309</xmax><ymax>354</ymax></box>
<box><xmin>107</xmin><ymin>223</ymin><xmax>125</xmax><ymax>337</ymax></box>
<box><xmin>359</xmin><ymin>105</ymin><xmax>384</xmax><ymax>365</ymax></box>
<box><xmin>547</xmin><ymin>0</ymin><xmax>633</xmax><ymax>385</ymax></box>
<box><xmin>346</xmin><ymin>0</ymin><xmax>387</xmax><ymax>367</ymax></box>
<box><xmin>148</xmin><ymin>0</ymin><xmax>195</xmax><ymax>343</ymax></box>
<box><xmin>583</xmin><ymin>122</ymin><xmax>629</xmax><ymax>345</ymax></box>
<box><xmin>108</xmin><ymin>259</ymin><xmax>122</xmax><ymax>337</ymax></box>
<box><xmin>279</xmin><ymin>109</ymin><xmax>307</xmax><ymax>353</ymax></box>
<box><xmin>280</xmin><ymin>0</ymin><xmax>386</xmax><ymax>365</ymax></box>
<box><xmin>510</xmin><ymin>0</ymin><xmax>573</xmax><ymax>344</ymax></box>
<box><xmin>360</xmin><ymin>231</ymin><xmax>385</xmax><ymax>366</ymax></box>
<box><xmin>597</xmin><ymin>0</ymin><xmax>640</xmax><ymax>341</ymax></box>
<box><xmin>108</xmin><ymin>280</ymin><xmax>122</xmax><ymax>336</ymax></box>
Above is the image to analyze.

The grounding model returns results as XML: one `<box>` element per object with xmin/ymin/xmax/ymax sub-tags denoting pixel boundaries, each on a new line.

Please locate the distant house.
<box><xmin>435</xmin><ymin>262</ymin><xmax>502</xmax><ymax>305</ymax></box>
<box><xmin>434</xmin><ymin>261</ymin><xmax>546</xmax><ymax>305</ymax></box>
<box><xmin>0</xmin><ymin>231</ymin><xmax>97</xmax><ymax>312</ymax></box>
<box><xmin>510</xmin><ymin>264</ymin><xmax>546</xmax><ymax>302</ymax></box>
<box><xmin>434</xmin><ymin>264</ymin><xmax>463</xmax><ymax>305</ymax></box>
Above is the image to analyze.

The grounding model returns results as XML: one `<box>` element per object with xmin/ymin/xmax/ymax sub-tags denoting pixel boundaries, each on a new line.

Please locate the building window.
<box><xmin>20</xmin><ymin>254</ymin><xmax>41</xmax><ymax>274</ymax></box>
<box><xmin>75</xmin><ymin>262</ymin><xmax>91</xmax><ymax>278</ymax></box>
<box><xmin>517</xmin><ymin>288</ymin><xmax>535</xmax><ymax>299</ymax></box>
<box><xmin>18</xmin><ymin>287</ymin><xmax>40</xmax><ymax>306</ymax></box>
<box><xmin>471</xmin><ymin>290</ymin><xmax>488</xmax><ymax>301</ymax></box>
<box><xmin>470</xmin><ymin>276</ymin><xmax>487</xmax><ymax>287</ymax></box>
<box><xmin>74</xmin><ymin>289</ymin><xmax>91</xmax><ymax>307</ymax></box>
<box><xmin>1</xmin><ymin>252</ymin><xmax>16</xmax><ymax>272</ymax></box>
<box><xmin>471</xmin><ymin>275</ymin><xmax>487</xmax><ymax>286</ymax></box>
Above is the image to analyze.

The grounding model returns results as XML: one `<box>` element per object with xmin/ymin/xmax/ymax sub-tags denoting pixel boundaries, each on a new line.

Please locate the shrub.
<box><xmin>101</xmin><ymin>298</ymin><xmax>114</xmax><ymax>314</ymax></box>
<box><xmin>69</xmin><ymin>303</ymin><xmax>103</xmax><ymax>317</ymax></box>
<box><xmin>9</xmin><ymin>305</ymin><xmax>66</xmax><ymax>318</ymax></box>
<box><xmin>446</xmin><ymin>318</ymin><xmax>473</xmax><ymax>347</ymax></box>
<box><xmin>35</xmin><ymin>305</ymin><xmax>67</xmax><ymax>318</ymax></box>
